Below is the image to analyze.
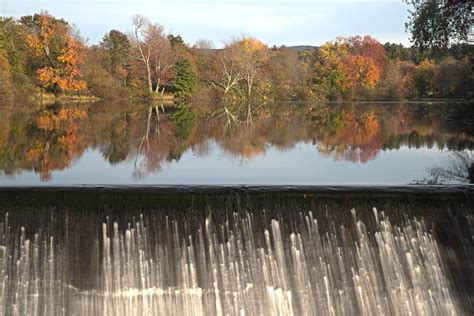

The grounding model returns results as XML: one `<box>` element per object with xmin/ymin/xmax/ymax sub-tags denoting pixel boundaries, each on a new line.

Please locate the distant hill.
<box><xmin>287</xmin><ymin>45</ymin><xmax>317</xmax><ymax>51</ymax></box>
<box><xmin>193</xmin><ymin>45</ymin><xmax>318</xmax><ymax>52</ymax></box>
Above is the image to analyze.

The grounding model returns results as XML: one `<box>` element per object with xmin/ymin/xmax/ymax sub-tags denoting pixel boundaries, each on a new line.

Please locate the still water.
<box><xmin>0</xmin><ymin>101</ymin><xmax>472</xmax><ymax>185</ymax></box>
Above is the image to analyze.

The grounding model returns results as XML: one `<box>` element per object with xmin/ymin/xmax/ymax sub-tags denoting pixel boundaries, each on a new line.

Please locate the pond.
<box><xmin>0</xmin><ymin>100</ymin><xmax>473</xmax><ymax>314</ymax></box>
<box><xmin>0</xmin><ymin>101</ymin><xmax>472</xmax><ymax>185</ymax></box>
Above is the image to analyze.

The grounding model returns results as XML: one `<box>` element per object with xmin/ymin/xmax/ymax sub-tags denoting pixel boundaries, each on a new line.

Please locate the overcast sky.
<box><xmin>1</xmin><ymin>0</ymin><xmax>412</xmax><ymax>47</ymax></box>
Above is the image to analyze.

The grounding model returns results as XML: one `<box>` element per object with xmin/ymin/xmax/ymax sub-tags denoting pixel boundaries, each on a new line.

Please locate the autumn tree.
<box><xmin>25</xmin><ymin>12</ymin><xmax>86</xmax><ymax>94</ymax></box>
<box><xmin>0</xmin><ymin>17</ymin><xmax>42</xmax><ymax>99</ymax></box>
<box><xmin>210</xmin><ymin>42</ymin><xmax>244</xmax><ymax>95</ymax></box>
<box><xmin>0</xmin><ymin>17</ymin><xmax>30</xmax><ymax>76</ymax></box>
<box><xmin>412</xmin><ymin>59</ymin><xmax>437</xmax><ymax>97</ymax></box>
<box><xmin>376</xmin><ymin>62</ymin><xmax>403</xmax><ymax>100</ymax></box>
<box><xmin>0</xmin><ymin>48</ymin><xmax>14</xmax><ymax>105</ymax></box>
<box><xmin>343</xmin><ymin>36</ymin><xmax>385</xmax><ymax>91</ymax></box>
<box><xmin>267</xmin><ymin>47</ymin><xmax>311</xmax><ymax>100</ymax></box>
<box><xmin>395</xmin><ymin>61</ymin><xmax>418</xmax><ymax>98</ymax></box>
<box><xmin>433</xmin><ymin>56</ymin><xmax>472</xmax><ymax>97</ymax></box>
<box><xmin>151</xmin><ymin>28</ymin><xmax>176</xmax><ymax>95</ymax></box>
<box><xmin>208</xmin><ymin>37</ymin><xmax>268</xmax><ymax>98</ymax></box>
<box><xmin>346</xmin><ymin>36</ymin><xmax>386</xmax><ymax>69</ymax></box>
<box><xmin>238</xmin><ymin>37</ymin><xmax>268</xmax><ymax>97</ymax></box>
<box><xmin>311</xmin><ymin>41</ymin><xmax>352</xmax><ymax>99</ymax></box>
<box><xmin>130</xmin><ymin>15</ymin><xmax>176</xmax><ymax>95</ymax></box>
<box><xmin>311</xmin><ymin>36</ymin><xmax>386</xmax><ymax>100</ymax></box>
<box><xmin>35</xmin><ymin>34</ymin><xmax>87</xmax><ymax>93</ymax></box>
<box><xmin>101</xmin><ymin>29</ymin><xmax>131</xmax><ymax>85</ymax></box>
<box><xmin>350</xmin><ymin>55</ymin><xmax>381</xmax><ymax>89</ymax></box>
<box><xmin>193</xmin><ymin>38</ymin><xmax>214</xmax><ymax>50</ymax></box>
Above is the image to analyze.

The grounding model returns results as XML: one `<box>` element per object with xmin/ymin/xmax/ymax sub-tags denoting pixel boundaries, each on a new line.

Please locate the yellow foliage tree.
<box><xmin>239</xmin><ymin>37</ymin><xmax>268</xmax><ymax>97</ymax></box>
<box><xmin>313</xmin><ymin>41</ymin><xmax>352</xmax><ymax>97</ymax></box>
<box><xmin>352</xmin><ymin>55</ymin><xmax>381</xmax><ymax>88</ymax></box>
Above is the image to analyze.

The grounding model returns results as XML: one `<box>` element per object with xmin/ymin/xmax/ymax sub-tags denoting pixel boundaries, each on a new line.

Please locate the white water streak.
<box><xmin>0</xmin><ymin>208</ymin><xmax>461</xmax><ymax>315</ymax></box>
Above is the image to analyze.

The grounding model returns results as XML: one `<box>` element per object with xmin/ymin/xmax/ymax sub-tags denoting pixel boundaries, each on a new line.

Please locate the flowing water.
<box><xmin>0</xmin><ymin>187</ymin><xmax>472</xmax><ymax>315</ymax></box>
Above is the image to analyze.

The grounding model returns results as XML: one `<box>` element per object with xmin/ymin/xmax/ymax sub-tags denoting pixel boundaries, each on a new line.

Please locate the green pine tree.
<box><xmin>170</xmin><ymin>58</ymin><xmax>197</xmax><ymax>98</ymax></box>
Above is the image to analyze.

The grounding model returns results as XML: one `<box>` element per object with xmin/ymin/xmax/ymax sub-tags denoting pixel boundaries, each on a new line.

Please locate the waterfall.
<box><xmin>0</xmin><ymin>204</ymin><xmax>470</xmax><ymax>316</ymax></box>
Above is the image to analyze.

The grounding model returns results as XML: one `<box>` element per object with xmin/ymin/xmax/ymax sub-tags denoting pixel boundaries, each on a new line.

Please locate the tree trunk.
<box><xmin>146</xmin><ymin>64</ymin><xmax>153</xmax><ymax>92</ymax></box>
<box><xmin>155</xmin><ymin>78</ymin><xmax>161</xmax><ymax>94</ymax></box>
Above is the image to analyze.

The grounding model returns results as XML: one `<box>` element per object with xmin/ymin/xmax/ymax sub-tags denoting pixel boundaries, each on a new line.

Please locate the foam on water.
<box><xmin>0</xmin><ymin>208</ymin><xmax>468</xmax><ymax>315</ymax></box>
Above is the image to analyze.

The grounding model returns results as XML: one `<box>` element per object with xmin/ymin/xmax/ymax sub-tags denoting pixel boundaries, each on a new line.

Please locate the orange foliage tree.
<box><xmin>345</xmin><ymin>35</ymin><xmax>386</xmax><ymax>69</ymax></box>
<box><xmin>26</xmin><ymin>12</ymin><xmax>86</xmax><ymax>94</ymax></box>
<box><xmin>350</xmin><ymin>55</ymin><xmax>381</xmax><ymax>88</ymax></box>
<box><xmin>339</xmin><ymin>36</ymin><xmax>385</xmax><ymax>92</ymax></box>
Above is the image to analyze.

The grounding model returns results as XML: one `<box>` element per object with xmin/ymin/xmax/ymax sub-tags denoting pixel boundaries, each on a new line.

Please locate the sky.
<box><xmin>1</xmin><ymin>0</ymin><xmax>412</xmax><ymax>47</ymax></box>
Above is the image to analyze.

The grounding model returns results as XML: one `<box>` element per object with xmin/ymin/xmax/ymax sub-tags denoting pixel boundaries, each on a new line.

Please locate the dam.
<box><xmin>0</xmin><ymin>186</ymin><xmax>471</xmax><ymax>315</ymax></box>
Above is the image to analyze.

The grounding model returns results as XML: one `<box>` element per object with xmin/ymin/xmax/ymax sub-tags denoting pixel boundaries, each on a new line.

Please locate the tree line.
<box><xmin>1</xmin><ymin>11</ymin><xmax>472</xmax><ymax>105</ymax></box>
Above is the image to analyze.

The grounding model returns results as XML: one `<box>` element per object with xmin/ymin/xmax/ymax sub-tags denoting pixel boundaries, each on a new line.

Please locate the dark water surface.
<box><xmin>0</xmin><ymin>101</ymin><xmax>472</xmax><ymax>185</ymax></box>
<box><xmin>0</xmin><ymin>186</ymin><xmax>472</xmax><ymax>315</ymax></box>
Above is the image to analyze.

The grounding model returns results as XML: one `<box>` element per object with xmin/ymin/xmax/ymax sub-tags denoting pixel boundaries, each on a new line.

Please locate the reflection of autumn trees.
<box><xmin>0</xmin><ymin>101</ymin><xmax>472</xmax><ymax>181</ymax></box>
<box><xmin>0</xmin><ymin>106</ymin><xmax>88</xmax><ymax>181</ymax></box>
<box><xmin>26</xmin><ymin>108</ymin><xmax>87</xmax><ymax>180</ymax></box>
<box><xmin>207</xmin><ymin>120</ymin><xmax>269</xmax><ymax>160</ymax></box>
<box><xmin>100</xmin><ymin>118</ymin><xmax>130</xmax><ymax>164</ymax></box>
<box><xmin>133</xmin><ymin>107</ymin><xmax>169</xmax><ymax>179</ymax></box>
<box><xmin>132</xmin><ymin>105</ymin><xmax>197</xmax><ymax>179</ymax></box>
<box><xmin>0</xmin><ymin>108</ymin><xmax>11</xmax><ymax>149</ymax></box>
<box><xmin>314</xmin><ymin>110</ymin><xmax>382</xmax><ymax>163</ymax></box>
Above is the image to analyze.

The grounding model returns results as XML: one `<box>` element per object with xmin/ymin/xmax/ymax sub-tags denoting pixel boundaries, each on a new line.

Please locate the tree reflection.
<box><xmin>421</xmin><ymin>151</ymin><xmax>474</xmax><ymax>184</ymax></box>
<box><xmin>100</xmin><ymin>118</ymin><xmax>130</xmax><ymax>165</ymax></box>
<box><xmin>0</xmin><ymin>101</ymin><xmax>473</xmax><ymax>181</ymax></box>
<box><xmin>172</xmin><ymin>104</ymin><xmax>196</xmax><ymax>140</ymax></box>
<box><xmin>133</xmin><ymin>106</ymin><xmax>165</xmax><ymax>180</ymax></box>
<box><xmin>132</xmin><ymin>104</ymin><xmax>197</xmax><ymax>179</ymax></box>
<box><xmin>315</xmin><ymin>110</ymin><xmax>382</xmax><ymax>163</ymax></box>
<box><xmin>26</xmin><ymin>107</ymin><xmax>87</xmax><ymax>181</ymax></box>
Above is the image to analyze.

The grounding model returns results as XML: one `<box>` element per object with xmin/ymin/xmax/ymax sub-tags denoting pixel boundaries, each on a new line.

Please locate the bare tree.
<box><xmin>209</xmin><ymin>37</ymin><xmax>267</xmax><ymax>97</ymax></box>
<box><xmin>414</xmin><ymin>151</ymin><xmax>474</xmax><ymax>184</ymax></box>
<box><xmin>131</xmin><ymin>14</ymin><xmax>153</xmax><ymax>92</ymax></box>
<box><xmin>193</xmin><ymin>38</ymin><xmax>215</xmax><ymax>50</ymax></box>
<box><xmin>130</xmin><ymin>14</ymin><xmax>176</xmax><ymax>95</ymax></box>
<box><xmin>431</xmin><ymin>151</ymin><xmax>474</xmax><ymax>184</ymax></box>
<box><xmin>147</xmin><ymin>23</ymin><xmax>176</xmax><ymax>95</ymax></box>
<box><xmin>238</xmin><ymin>38</ymin><xmax>267</xmax><ymax>97</ymax></box>
<box><xmin>211</xmin><ymin>44</ymin><xmax>243</xmax><ymax>95</ymax></box>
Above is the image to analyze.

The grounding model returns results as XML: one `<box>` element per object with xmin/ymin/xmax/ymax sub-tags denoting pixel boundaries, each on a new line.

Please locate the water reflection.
<box><xmin>0</xmin><ymin>101</ymin><xmax>472</xmax><ymax>183</ymax></box>
<box><xmin>416</xmin><ymin>151</ymin><xmax>474</xmax><ymax>184</ymax></box>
